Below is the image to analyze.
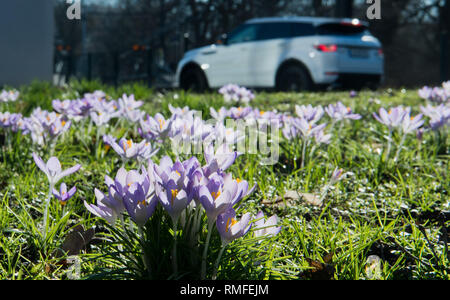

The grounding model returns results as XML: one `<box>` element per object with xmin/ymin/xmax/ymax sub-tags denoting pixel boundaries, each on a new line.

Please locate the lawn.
<box><xmin>0</xmin><ymin>80</ymin><xmax>448</xmax><ymax>280</ymax></box>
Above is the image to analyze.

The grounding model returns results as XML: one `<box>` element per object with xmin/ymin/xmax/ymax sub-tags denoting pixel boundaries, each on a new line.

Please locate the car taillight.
<box><xmin>341</xmin><ymin>19</ymin><xmax>363</xmax><ymax>27</ymax></box>
<box><xmin>378</xmin><ymin>48</ymin><xmax>384</xmax><ymax>56</ymax></box>
<box><xmin>315</xmin><ymin>44</ymin><xmax>338</xmax><ymax>52</ymax></box>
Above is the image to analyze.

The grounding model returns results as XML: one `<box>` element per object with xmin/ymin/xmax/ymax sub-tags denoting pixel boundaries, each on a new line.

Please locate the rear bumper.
<box><xmin>334</xmin><ymin>73</ymin><xmax>382</xmax><ymax>88</ymax></box>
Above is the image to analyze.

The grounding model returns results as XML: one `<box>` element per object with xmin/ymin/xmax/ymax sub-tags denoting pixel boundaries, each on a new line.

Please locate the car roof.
<box><xmin>245</xmin><ymin>16</ymin><xmax>368</xmax><ymax>27</ymax></box>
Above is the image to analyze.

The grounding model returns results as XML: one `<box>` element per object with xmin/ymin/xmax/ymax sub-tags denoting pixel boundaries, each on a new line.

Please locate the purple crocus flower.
<box><xmin>219</xmin><ymin>84</ymin><xmax>255</xmax><ymax>104</ymax></box>
<box><xmin>292</xmin><ymin>118</ymin><xmax>327</xmax><ymax>139</ymax></box>
<box><xmin>313</xmin><ymin>127</ymin><xmax>332</xmax><ymax>145</ymax></box>
<box><xmin>123</xmin><ymin>170</ymin><xmax>158</xmax><ymax>227</ymax></box>
<box><xmin>0</xmin><ymin>112</ymin><xmax>23</xmax><ymax>131</ymax></box>
<box><xmin>90</xmin><ymin>110</ymin><xmax>113</xmax><ymax>126</ymax></box>
<box><xmin>253</xmin><ymin>211</ymin><xmax>281</xmax><ymax>238</ymax></box>
<box><xmin>168</xmin><ymin>104</ymin><xmax>193</xmax><ymax>117</ymax></box>
<box><xmin>66</xmin><ymin>99</ymin><xmax>93</xmax><ymax>120</ymax></box>
<box><xmin>401</xmin><ymin>113</ymin><xmax>424</xmax><ymax>134</ymax></box>
<box><xmin>137</xmin><ymin>141</ymin><xmax>160</xmax><ymax>161</ymax></box>
<box><xmin>223</xmin><ymin>173</ymin><xmax>256</xmax><ymax>207</ymax></box>
<box><xmin>52</xmin><ymin>99</ymin><xmax>72</xmax><ymax>114</ymax></box>
<box><xmin>203</xmin><ymin>143</ymin><xmax>239</xmax><ymax>176</ymax></box>
<box><xmin>373</xmin><ymin>106</ymin><xmax>410</xmax><ymax>130</ymax></box>
<box><xmin>110</xmin><ymin>137</ymin><xmax>157</xmax><ymax>161</ymax></box>
<box><xmin>48</xmin><ymin>117</ymin><xmax>71</xmax><ymax>138</ymax></box>
<box><xmin>84</xmin><ymin>90</ymin><xmax>107</xmax><ymax>102</ymax></box>
<box><xmin>207</xmin><ymin>122</ymin><xmax>245</xmax><ymax>146</ymax></box>
<box><xmin>153</xmin><ymin>156</ymin><xmax>193</xmax><ymax>222</ymax></box>
<box><xmin>102</xmin><ymin>134</ymin><xmax>116</xmax><ymax>147</ymax></box>
<box><xmin>228</xmin><ymin>107</ymin><xmax>253</xmax><ymax>119</ymax></box>
<box><xmin>23</xmin><ymin>108</ymin><xmax>71</xmax><ymax>145</ymax></box>
<box><xmin>52</xmin><ymin>183</ymin><xmax>77</xmax><ymax>206</ymax></box>
<box><xmin>118</xmin><ymin>93</ymin><xmax>143</xmax><ymax>111</ymax></box>
<box><xmin>103</xmin><ymin>167</ymin><xmax>130</xmax><ymax>215</ymax></box>
<box><xmin>84</xmin><ymin>189</ymin><xmax>118</xmax><ymax>225</ymax></box>
<box><xmin>330</xmin><ymin>167</ymin><xmax>344</xmax><ymax>185</ymax></box>
<box><xmin>427</xmin><ymin>86</ymin><xmax>449</xmax><ymax>103</ymax></box>
<box><xmin>32</xmin><ymin>153</ymin><xmax>81</xmax><ymax>187</ymax></box>
<box><xmin>110</xmin><ymin>138</ymin><xmax>139</xmax><ymax>160</ymax></box>
<box><xmin>219</xmin><ymin>84</ymin><xmax>240</xmax><ymax>103</ymax></box>
<box><xmin>0</xmin><ymin>89</ymin><xmax>19</xmax><ymax>102</ymax></box>
<box><xmin>118</xmin><ymin>94</ymin><xmax>144</xmax><ymax>122</ymax></box>
<box><xmin>157</xmin><ymin>179</ymin><xmax>191</xmax><ymax>223</ymax></box>
<box><xmin>420</xmin><ymin>104</ymin><xmax>450</xmax><ymax>131</ymax></box>
<box><xmin>418</xmin><ymin>86</ymin><xmax>433</xmax><ymax>101</ymax></box>
<box><xmin>170</xmin><ymin>114</ymin><xmax>213</xmax><ymax>146</ymax></box>
<box><xmin>139</xmin><ymin>113</ymin><xmax>173</xmax><ymax>141</ymax></box>
<box><xmin>210</xmin><ymin>107</ymin><xmax>229</xmax><ymax>122</ymax></box>
<box><xmin>443</xmin><ymin>81</ymin><xmax>450</xmax><ymax>97</ymax></box>
<box><xmin>198</xmin><ymin>173</ymin><xmax>237</xmax><ymax>225</ymax></box>
<box><xmin>325</xmin><ymin>102</ymin><xmax>361</xmax><ymax>121</ymax></box>
<box><xmin>349</xmin><ymin>90</ymin><xmax>358</xmax><ymax>98</ymax></box>
<box><xmin>216</xmin><ymin>208</ymin><xmax>252</xmax><ymax>245</ymax></box>
<box><xmin>281</xmin><ymin>116</ymin><xmax>298</xmax><ymax>140</ymax></box>
<box><xmin>295</xmin><ymin>104</ymin><xmax>324</xmax><ymax>125</ymax></box>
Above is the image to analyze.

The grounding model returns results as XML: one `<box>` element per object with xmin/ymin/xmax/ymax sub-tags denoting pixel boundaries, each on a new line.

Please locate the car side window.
<box><xmin>256</xmin><ymin>23</ymin><xmax>292</xmax><ymax>41</ymax></box>
<box><xmin>227</xmin><ymin>24</ymin><xmax>259</xmax><ymax>45</ymax></box>
<box><xmin>291</xmin><ymin>22</ymin><xmax>316</xmax><ymax>37</ymax></box>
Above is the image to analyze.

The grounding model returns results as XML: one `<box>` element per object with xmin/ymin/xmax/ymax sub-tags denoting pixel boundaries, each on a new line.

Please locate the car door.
<box><xmin>206</xmin><ymin>23</ymin><xmax>259</xmax><ymax>87</ymax></box>
<box><xmin>247</xmin><ymin>22</ymin><xmax>293</xmax><ymax>87</ymax></box>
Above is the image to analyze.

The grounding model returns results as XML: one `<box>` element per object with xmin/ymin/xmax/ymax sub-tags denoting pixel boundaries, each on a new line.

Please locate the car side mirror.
<box><xmin>216</xmin><ymin>34</ymin><xmax>228</xmax><ymax>45</ymax></box>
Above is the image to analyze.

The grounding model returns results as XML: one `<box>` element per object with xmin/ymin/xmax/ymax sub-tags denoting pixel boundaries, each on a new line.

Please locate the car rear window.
<box><xmin>291</xmin><ymin>22</ymin><xmax>316</xmax><ymax>37</ymax></box>
<box><xmin>316</xmin><ymin>23</ymin><xmax>368</xmax><ymax>36</ymax></box>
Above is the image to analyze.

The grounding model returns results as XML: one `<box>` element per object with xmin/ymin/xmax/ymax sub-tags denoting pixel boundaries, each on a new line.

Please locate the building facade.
<box><xmin>0</xmin><ymin>0</ymin><xmax>54</xmax><ymax>87</ymax></box>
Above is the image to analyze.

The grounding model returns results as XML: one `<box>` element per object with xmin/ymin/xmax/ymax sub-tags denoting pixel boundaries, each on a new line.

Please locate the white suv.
<box><xmin>175</xmin><ymin>16</ymin><xmax>384</xmax><ymax>91</ymax></box>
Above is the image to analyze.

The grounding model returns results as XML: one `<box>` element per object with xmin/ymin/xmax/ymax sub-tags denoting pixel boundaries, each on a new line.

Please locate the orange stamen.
<box><xmin>225</xmin><ymin>217</ymin><xmax>238</xmax><ymax>232</ymax></box>
<box><xmin>159</xmin><ymin>119</ymin><xmax>165</xmax><ymax>130</ymax></box>
<box><xmin>211</xmin><ymin>191</ymin><xmax>221</xmax><ymax>200</ymax></box>
<box><xmin>171</xmin><ymin>189</ymin><xmax>179</xmax><ymax>206</ymax></box>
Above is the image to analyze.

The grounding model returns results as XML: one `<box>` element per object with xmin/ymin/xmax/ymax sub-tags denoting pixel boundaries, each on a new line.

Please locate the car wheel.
<box><xmin>277</xmin><ymin>65</ymin><xmax>312</xmax><ymax>92</ymax></box>
<box><xmin>180</xmin><ymin>67</ymin><xmax>208</xmax><ymax>92</ymax></box>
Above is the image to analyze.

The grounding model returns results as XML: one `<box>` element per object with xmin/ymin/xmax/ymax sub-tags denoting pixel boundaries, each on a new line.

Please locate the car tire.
<box><xmin>276</xmin><ymin>64</ymin><xmax>312</xmax><ymax>92</ymax></box>
<box><xmin>180</xmin><ymin>67</ymin><xmax>208</xmax><ymax>92</ymax></box>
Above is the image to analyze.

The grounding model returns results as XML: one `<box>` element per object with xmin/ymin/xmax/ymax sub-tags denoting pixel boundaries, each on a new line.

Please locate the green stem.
<box><xmin>95</xmin><ymin>126</ymin><xmax>101</xmax><ymax>159</ymax></box>
<box><xmin>138</xmin><ymin>226</ymin><xmax>152</xmax><ymax>279</ymax></box>
<box><xmin>394</xmin><ymin>133</ymin><xmax>407</xmax><ymax>163</ymax></box>
<box><xmin>172</xmin><ymin>219</ymin><xmax>178</xmax><ymax>278</ymax></box>
<box><xmin>385</xmin><ymin>130</ymin><xmax>392</xmax><ymax>161</ymax></box>
<box><xmin>320</xmin><ymin>184</ymin><xmax>331</xmax><ymax>205</ymax></box>
<box><xmin>212</xmin><ymin>245</ymin><xmax>226</xmax><ymax>280</ymax></box>
<box><xmin>201</xmin><ymin>221</ymin><xmax>214</xmax><ymax>280</ymax></box>
<box><xmin>301</xmin><ymin>138</ymin><xmax>307</xmax><ymax>169</ymax></box>
<box><xmin>42</xmin><ymin>183</ymin><xmax>53</xmax><ymax>242</ymax></box>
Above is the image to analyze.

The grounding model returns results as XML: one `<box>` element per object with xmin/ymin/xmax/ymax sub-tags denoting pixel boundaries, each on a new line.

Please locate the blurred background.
<box><xmin>1</xmin><ymin>0</ymin><xmax>449</xmax><ymax>88</ymax></box>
